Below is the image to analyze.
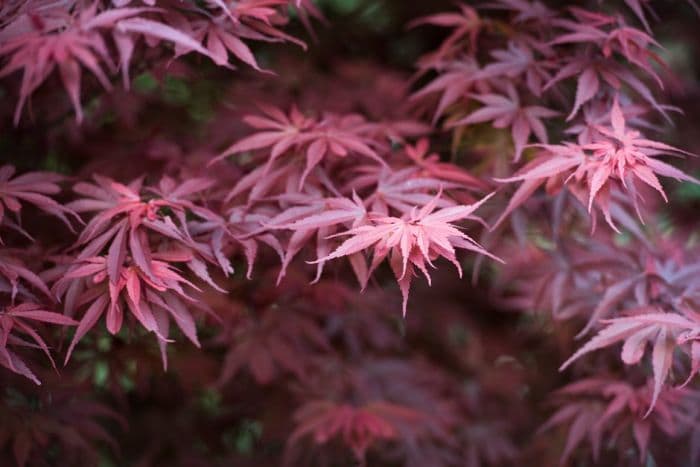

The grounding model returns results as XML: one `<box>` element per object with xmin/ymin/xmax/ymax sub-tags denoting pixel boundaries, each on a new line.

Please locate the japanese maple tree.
<box><xmin>1</xmin><ymin>0</ymin><xmax>699</xmax><ymax>466</ymax></box>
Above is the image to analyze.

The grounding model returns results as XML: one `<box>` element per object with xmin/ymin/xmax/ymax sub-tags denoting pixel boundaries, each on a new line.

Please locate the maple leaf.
<box><xmin>111</xmin><ymin>12</ymin><xmax>215</xmax><ymax>87</ymax></box>
<box><xmin>222</xmin><ymin>205</ymin><xmax>286</xmax><ymax>278</ymax></box>
<box><xmin>564</xmin><ymin>98</ymin><xmax>654</xmax><ymax>144</ymax></box>
<box><xmin>0</xmin><ymin>383</ymin><xmax>126</xmax><ymax>467</ymax></box>
<box><xmin>0</xmin><ymin>249</ymin><xmax>55</xmax><ymax>303</ymax></box>
<box><xmin>198</xmin><ymin>0</ymin><xmax>285</xmax><ymax>24</ymax></box>
<box><xmin>49</xmin><ymin>175</ymin><xmax>228</xmax><ymax>367</ymax></box>
<box><xmin>312</xmin><ymin>192</ymin><xmax>501</xmax><ymax>315</ymax></box>
<box><xmin>0</xmin><ymin>165</ymin><xmax>77</xmax><ymax>236</ymax></box>
<box><xmin>492</xmin><ymin>236</ymin><xmax>634</xmax><ymax>323</ymax></box>
<box><xmin>0</xmin><ymin>5</ymin><xmax>149</xmax><ymax>123</ymax></box>
<box><xmin>67</xmin><ymin>174</ymin><xmax>230</xmax><ymax>285</ymax></box>
<box><xmin>460</xmin><ymin>421</ymin><xmax>518</xmax><ymax>467</ymax></box>
<box><xmin>479</xmin><ymin>41</ymin><xmax>555</xmax><ymax>97</ymax></box>
<box><xmin>185</xmin><ymin>18</ymin><xmax>265</xmax><ymax>70</ymax></box>
<box><xmin>286</xmin><ymin>400</ymin><xmax>424</xmax><ymax>462</ymax></box>
<box><xmin>584</xmin><ymin>97</ymin><xmax>699</xmax><ymax>207</ymax></box>
<box><xmin>262</xmin><ymin>193</ymin><xmax>369</xmax><ymax>285</ymax></box>
<box><xmin>0</xmin><ymin>1</ymin><xmax>293</xmax><ymax>122</ymax></box>
<box><xmin>540</xmin><ymin>377</ymin><xmax>696</xmax><ymax>464</ymax></box>
<box><xmin>287</xmin><ymin>357</ymin><xmax>459</xmax><ymax>466</ymax></box>
<box><xmin>213</xmin><ymin>105</ymin><xmax>314</xmax><ymax>163</ymax></box>
<box><xmin>410</xmin><ymin>58</ymin><xmax>488</xmax><ymax>124</ymax></box>
<box><xmin>168</xmin><ymin>0</ymin><xmax>293</xmax><ymax>70</ymax></box>
<box><xmin>408</xmin><ymin>4</ymin><xmax>482</xmax><ymax>58</ymax></box>
<box><xmin>223</xmin><ymin>156</ymin><xmax>305</xmax><ymax>205</ymax></box>
<box><xmin>215</xmin><ymin>305</ymin><xmax>330</xmax><ymax>386</ymax></box>
<box><xmin>323</xmin><ymin>286</ymin><xmax>405</xmax><ymax>353</ymax></box>
<box><xmin>0</xmin><ymin>302</ymin><xmax>77</xmax><ymax>384</ymax></box>
<box><xmin>449</xmin><ymin>84</ymin><xmax>559</xmax><ymax>161</ymax></box>
<box><xmin>551</xmin><ymin>8</ymin><xmax>668</xmax><ymax>86</ymax></box>
<box><xmin>52</xmin><ymin>253</ymin><xmax>208</xmax><ymax>369</ymax></box>
<box><xmin>622</xmin><ymin>0</ymin><xmax>655</xmax><ymax>32</ymax></box>
<box><xmin>481</xmin><ymin>0</ymin><xmax>556</xmax><ymax>24</ymax></box>
<box><xmin>213</xmin><ymin>105</ymin><xmax>386</xmax><ymax>189</ymax></box>
<box><xmin>544</xmin><ymin>50</ymin><xmax>674</xmax><ymax>121</ymax></box>
<box><xmin>560</xmin><ymin>312</ymin><xmax>699</xmax><ymax>415</ymax></box>
<box><xmin>619</xmin><ymin>2</ymin><xmax>700</xmax><ymax>33</ymax></box>
<box><xmin>343</xmin><ymin>160</ymin><xmax>483</xmax><ymax>219</ymax></box>
<box><xmin>198</xmin><ymin>0</ymin><xmax>309</xmax><ymax>49</ymax></box>
<box><xmin>494</xmin><ymin>97</ymin><xmax>699</xmax><ymax>230</ymax></box>
<box><xmin>402</xmin><ymin>138</ymin><xmax>489</xmax><ymax>190</ymax></box>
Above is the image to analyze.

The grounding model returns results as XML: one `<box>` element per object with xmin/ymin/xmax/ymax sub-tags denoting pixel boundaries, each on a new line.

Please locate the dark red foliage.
<box><xmin>1</xmin><ymin>0</ymin><xmax>700</xmax><ymax>466</ymax></box>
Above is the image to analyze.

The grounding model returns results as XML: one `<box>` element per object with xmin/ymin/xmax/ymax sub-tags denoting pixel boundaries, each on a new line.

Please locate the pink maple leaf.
<box><xmin>403</xmin><ymin>138</ymin><xmax>489</xmax><ymax>190</ymax></box>
<box><xmin>312</xmin><ymin>192</ymin><xmax>501</xmax><ymax>315</ymax></box>
<box><xmin>187</xmin><ymin>19</ymin><xmax>265</xmax><ymax>70</ymax></box>
<box><xmin>494</xmin><ymin>97</ymin><xmax>699</xmax><ymax>230</ymax></box>
<box><xmin>0</xmin><ymin>165</ymin><xmax>77</xmax><ymax>235</ymax></box>
<box><xmin>449</xmin><ymin>84</ymin><xmax>559</xmax><ymax>161</ymax></box>
<box><xmin>263</xmin><ymin>193</ymin><xmax>368</xmax><ymax>285</ymax></box>
<box><xmin>540</xmin><ymin>377</ymin><xmax>696</xmax><ymax>464</ymax></box>
<box><xmin>67</xmin><ymin>174</ymin><xmax>230</xmax><ymax>286</ymax></box>
<box><xmin>0</xmin><ymin>302</ymin><xmax>77</xmax><ymax>384</ymax></box>
<box><xmin>0</xmin><ymin>5</ymin><xmax>150</xmax><ymax>123</ymax></box>
<box><xmin>410</xmin><ymin>58</ymin><xmax>492</xmax><ymax>125</ymax></box>
<box><xmin>479</xmin><ymin>41</ymin><xmax>555</xmax><ymax>97</ymax></box>
<box><xmin>551</xmin><ymin>8</ymin><xmax>668</xmax><ymax>87</ymax></box>
<box><xmin>213</xmin><ymin>105</ymin><xmax>386</xmax><ymax>188</ymax></box>
<box><xmin>481</xmin><ymin>0</ymin><xmax>556</xmax><ymax>24</ymax></box>
<box><xmin>408</xmin><ymin>4</ymin><xmax>482</xmax><ymax>58</ymax></box>
<box><xmin>0</xmin><ymin>249</ymin><xmax>54</xmax><ymax>303</ymax></box>
<box><xmin>286</xmin><ymin>400</ymin><xmax>424</xmax><ymax>462</ymax></box>
<box><xmin>560</xmin><ymin>311</ymin><xmax>700</xmax><ymax>415</ymax></box>
<box><xmin>349</xmin><ymin>166</ymin><xmax>454</xmax><ymax>215</ymax></box>
<box><xmin>52</xmin><ymin>253</ymin><xmax>207</xmax><ymax>368</ymax></box>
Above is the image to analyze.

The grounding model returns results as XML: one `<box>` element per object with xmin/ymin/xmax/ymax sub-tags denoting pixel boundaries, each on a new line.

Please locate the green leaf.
<box><xmin>162</xmin><ymin>75</ymin><xmax>191</xmax><ymax>105</ymax></box>
<box><xmin>93</xmin><ymin>361</ymin><xmax>109</xmax><ymax>387</ymax></box>
<box><xmin>133</xmin><ymin>72</ymin><xmax>159</xmax><ymax>94</ymax></box>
